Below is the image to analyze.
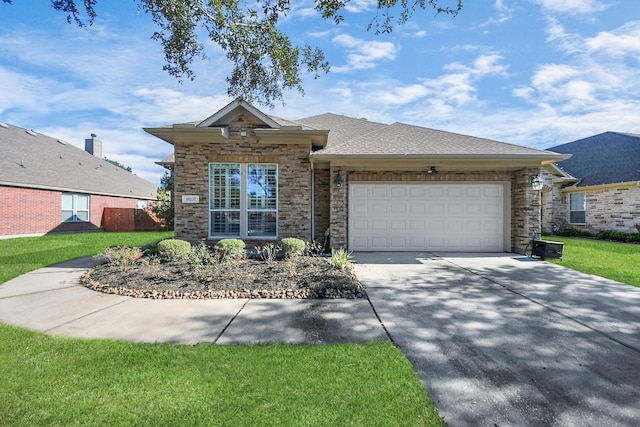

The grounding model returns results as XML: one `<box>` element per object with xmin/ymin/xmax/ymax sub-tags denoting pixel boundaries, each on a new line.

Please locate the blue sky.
<box><xmin>1</xmin><ymin>0</ymin><xmax>639</xmax><ymax>185</ymax></box>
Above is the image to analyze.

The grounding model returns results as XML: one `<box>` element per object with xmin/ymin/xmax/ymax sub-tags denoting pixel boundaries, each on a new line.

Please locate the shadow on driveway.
<box><xmin>354</xmin><ymin>252</ymin><xmax>640</xmax><ymax>426</ymax></box>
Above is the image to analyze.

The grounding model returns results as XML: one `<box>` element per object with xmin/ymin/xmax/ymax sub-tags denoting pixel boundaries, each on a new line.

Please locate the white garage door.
<box><xmin>349</xmin><ymin>183</ymin><xmax>505</xmax><ymax>252</ymax></box>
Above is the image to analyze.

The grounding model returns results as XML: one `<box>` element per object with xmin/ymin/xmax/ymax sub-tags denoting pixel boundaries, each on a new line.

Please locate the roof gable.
<box><xmin>198</xmin><ymin>99</ymin><xmax>280</xmax><ymax>129</ymax></box>
<box><xmin>0</xmin><ymin>124</ymin><xmax>157</xmax><ymax>199</ymax></box>
<box><xmin>548</xmin><ymin>132</ymin><xmax>640</xmax><ymax>186</ymax></box>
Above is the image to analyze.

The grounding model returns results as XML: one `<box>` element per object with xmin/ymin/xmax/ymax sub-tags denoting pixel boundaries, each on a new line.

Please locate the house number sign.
<box><xmin>182</xmin><ymin>195</ymin><xmax>200</xmax><ymax>203</ymax></box>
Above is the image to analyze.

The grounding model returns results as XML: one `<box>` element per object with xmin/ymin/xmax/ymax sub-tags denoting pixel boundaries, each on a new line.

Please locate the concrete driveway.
<box><xmin>354</xmin><ymin>252</ymin><xmax>640</xmax><ymax>427</ymax></box>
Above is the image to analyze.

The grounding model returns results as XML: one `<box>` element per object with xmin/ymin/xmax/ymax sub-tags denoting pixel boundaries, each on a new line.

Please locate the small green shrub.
<box><xmin>281</xmin><ymin>238</ymin><xmax>305</xmax><ymax>259</ymax></box>
<box><xmin>328</xmin><ymin>248</ymin><xmax>354</xmax><ymax>270</ymax></box>
<box><xmin>98</xmin><ymin>246</ymin><xmax>142</xmax><ymax>271</ymax></box>
<box><xmin>215</xmin><ymin>239</ymin><xmax>246</xmax><ymax>260</ymax></box>
<box><xmin>157</xmin><ymin>239</ymin><xmax>192</xmax><ymax>262</ymax></box>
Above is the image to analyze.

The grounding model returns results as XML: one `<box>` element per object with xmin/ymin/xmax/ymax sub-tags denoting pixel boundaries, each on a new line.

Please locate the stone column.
<box><xmin>329</xmin><ymin>168</ymin><xmax>348</xmax><ymax>249</ymax></box>
<box><xmin>511</xmin><ymin>167</ymin><xmax>542</xmax><ymax>253</ymax></box>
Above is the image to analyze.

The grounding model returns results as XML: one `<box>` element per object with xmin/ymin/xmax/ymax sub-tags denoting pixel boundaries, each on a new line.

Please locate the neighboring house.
<box><xmin>541</xmin><ymin>131</ymin><xmax>640</xmax><ymax>234</ymax></box>
<box><xmin>146</xmin><ymin>99</ymin><xmax>567</xmax><ymax>253</ymax></box>
<box><xmin>0</xmin><ymin>123</ymin><xmax>158</xmax><ymax>237</ymax></box>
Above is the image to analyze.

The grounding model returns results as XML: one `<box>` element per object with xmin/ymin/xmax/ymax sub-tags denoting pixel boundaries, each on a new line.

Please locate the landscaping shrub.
<box><xmin>328</xmin><ymin>248</ymin><xmax>354</xmax><ymax>270</ymax></box>
<box><xmin>215</xmin><ymin>239</ymin><xmax>246</xmax><ymax>260</ymax></box>
<box><xmin>281</xmin><ymin>238</ymin><xmax>305</xmax><ymax>259</ymax></box>
<box><xmin>189</xmin><ymin>240</ymin><xmax>216</xmax><ymax>266</ymax></box>
<box><xmin>556</xmin><ymin>228</ymin><xmax>593</xmax><ymax>238</ymax></box>
<box><xmin>157</xmin><ymin>239</ymin><xmax>192</xmax><ymax>262</ymax></box>
<box><xmin>99</xmin><ymin>246</ymin><xmax>142</xmax><ymax>272</ymax></box>
<box><xmin>256</xmin><ymin>243</ymin><xmax>279</xmax><ymax>263</ymax></box>
<box><xmin>596</xmin><ymin>230</ymin><xmax>640</xmax><ymax>244</ymax></box>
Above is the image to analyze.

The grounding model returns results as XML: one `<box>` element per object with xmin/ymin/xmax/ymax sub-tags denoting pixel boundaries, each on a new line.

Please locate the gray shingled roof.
<box><xmin>298</xmin><ymin>114</ymin><xmax>561</xmax><ymax>158</ymax></box>
<box><xmin>296</xmin><ymin>113</ymin><xmax>388</xmax><ymax>147</ymax></box>
<box><xmin>0</xmin><ymin>124</ymin><xmax>157</xmax><ymax>199</ymax></box>
<box><xmin>548</xmin><ymin>132</ymin><xmax>640</xmax><ymax>187</ymax></box>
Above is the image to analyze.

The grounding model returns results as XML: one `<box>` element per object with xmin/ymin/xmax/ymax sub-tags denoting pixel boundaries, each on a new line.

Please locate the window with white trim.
<box><xmin>62</xmin><ymin>193</ymin><xmax>90</xmax><ymax>222</ymax></box>
<box><xmin>209</xmin><ymin>163</ymin><xmax>277</xmax><ymax>238</ymax></box>
<box><xmin>569</xmin><ymin>192</ymin><xmax>586</xmax><ymax>224</ymax></box>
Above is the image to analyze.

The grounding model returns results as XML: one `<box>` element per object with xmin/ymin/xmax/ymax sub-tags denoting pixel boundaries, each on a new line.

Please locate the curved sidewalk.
<box><xmin>0</xmin><ymin>257</ymin><xmax>388</xmax><ymax>345</ymax></box>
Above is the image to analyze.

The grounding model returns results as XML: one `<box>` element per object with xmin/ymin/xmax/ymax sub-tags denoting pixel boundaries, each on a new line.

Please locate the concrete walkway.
<box><xmin>354</xmin><ymin>252</ymin><xmax>640</xmax><ymax>427</ymax></box>
<box><xmin>0</xmin><ymin>257</ymin><xmax>388</xmax><ymax>344</ymax></box>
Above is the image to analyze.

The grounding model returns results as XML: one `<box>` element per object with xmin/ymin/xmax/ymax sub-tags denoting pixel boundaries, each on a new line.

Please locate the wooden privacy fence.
<box><xmin>102</xmin><ymin>208</ymin><xmax>162</xmax><ymax>232</ymax></box>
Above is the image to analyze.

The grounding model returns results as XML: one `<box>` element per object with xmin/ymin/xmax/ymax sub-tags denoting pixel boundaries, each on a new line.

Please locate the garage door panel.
<box><xmin>349</xmin><ymin>183</ymin><xmax>504</xmax><ymax>252</ymax></box>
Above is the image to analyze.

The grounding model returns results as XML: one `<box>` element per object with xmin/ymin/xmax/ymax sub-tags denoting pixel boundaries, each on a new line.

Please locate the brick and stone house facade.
<box><xmin>146</xmin><ymin>99</ymin><xmax>567</xmax><ymax>253</ymax></box>
<box><xmin>542</xmin><ymin>132</ymin><xmax>640</xmax><ymax>234</ymax></box>
<box><xmin>0</xmin><ymin>124</ymin><xmax>158</xmax><ymax>237</ymax></box>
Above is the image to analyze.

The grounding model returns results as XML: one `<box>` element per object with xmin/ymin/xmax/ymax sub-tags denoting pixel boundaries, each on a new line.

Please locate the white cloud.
<box><xmin>331</xmin><ymin>34</ymin><xmax>397</xmax><ymax>72</ymax></box>
<box><xmin>532</xmin><ymin>0</ymin><xmax>608</xmax><ymax>14</ymax></box>
<box><xmin>585</xmin><ymin>21</ymin><xmax>640</xmax><ymax>56</ymax></box>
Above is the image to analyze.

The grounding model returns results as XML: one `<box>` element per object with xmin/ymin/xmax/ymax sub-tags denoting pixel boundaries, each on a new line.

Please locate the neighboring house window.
<box><xmin>569</xmin><ymin>192</ymin><xmax>586</xmax><ymax>224</ymax></box>
<box><xmin>209</xmin><ymin>163</ymin><xmax>278</xmax><ymax>238</ymax></box>
<box><xmin>61</xmin><ymin>193</ymin><xmax>90</xmax><ymax>222</ymax></box>
<box><xmin>138</xmin><ymin>200</ymin><xmax>148</xmax><ymax>209</ymax></box>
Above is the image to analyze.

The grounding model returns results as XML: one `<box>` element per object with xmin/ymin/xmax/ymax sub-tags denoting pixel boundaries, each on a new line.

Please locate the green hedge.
<box><xmin>596</xmin><ymin>230</ymin><xmax>640</xmax><ymax>243</ymax></box>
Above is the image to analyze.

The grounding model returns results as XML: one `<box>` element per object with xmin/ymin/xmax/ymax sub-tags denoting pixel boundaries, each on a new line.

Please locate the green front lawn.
<box><xmin>0</xmin><ymin>231</ymin><xmax>173</xmax><ymax>284</ymax></box>
<box><xmin>0</xmin><ymin>232</ymin><xmax>444</xmax><ymax>426</ymax></box>
<box><xmin>542</xmin><ymin>235</ymin><xmax>640</xmax><ymax>287</ymax></box>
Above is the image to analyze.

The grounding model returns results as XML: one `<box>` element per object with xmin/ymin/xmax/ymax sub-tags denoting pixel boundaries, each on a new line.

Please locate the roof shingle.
<box><xmin>0</xmin><ymin>124</ymin><xmax>157</xmax><ymax>199</ymax></box>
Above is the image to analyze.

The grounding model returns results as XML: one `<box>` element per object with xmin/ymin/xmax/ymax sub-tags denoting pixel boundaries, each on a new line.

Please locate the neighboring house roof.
<box><xmin>0</xmin><ymin>123</ymin><xmax>158</xmax><ymax>199</ymax></box>
<box><xmin>548</xmin><ymin>132</ymin><xmax>640</xmax><ymax>187</ymax></box>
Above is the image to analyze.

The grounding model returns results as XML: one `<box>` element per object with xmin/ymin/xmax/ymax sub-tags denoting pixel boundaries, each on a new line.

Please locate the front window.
<box><xmin>62</xmin><ymin>193</ymin><xmax>90</xmax><ymax>222</ymax></box>
<box><xmin>569</xmin><ymin>192</ymin><xmax>586</xmax><ymax>224</ymax></box>
<box><xmin>209</xmin><ymin>163</ymin><xmax>277</xmax><ymax>238</ymax></box>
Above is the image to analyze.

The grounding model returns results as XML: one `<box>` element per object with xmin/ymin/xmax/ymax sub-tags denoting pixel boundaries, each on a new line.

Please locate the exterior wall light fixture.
<box><xmin>531</xmin><ymin>175</ymin><xmax>543</xmax><ymax>191</ymax></box>
<box><xmin>334</xmin><ymin>171</ymin><xmax>343</xmax><ymax>188</ymax></box>
<box><xmin>427</xmin><ymin>166</ymin><xmax>438</xmax><ymax>174</ymax></box>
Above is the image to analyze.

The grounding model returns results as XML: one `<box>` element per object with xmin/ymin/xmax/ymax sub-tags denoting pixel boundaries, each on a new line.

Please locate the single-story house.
<box><xmin>0</xmin><ymin>123</ymin><xmax>158</xmax><ymax>238</ymax></box>
<box><xmin>541</xmin><ymin>131</ymin><xmax>640</xmax><ymax>234</ymax></box>
<box><xmin>145</xmin><ymin>99</ymin><xmax>568</xmax><ymax>253</ymax></box>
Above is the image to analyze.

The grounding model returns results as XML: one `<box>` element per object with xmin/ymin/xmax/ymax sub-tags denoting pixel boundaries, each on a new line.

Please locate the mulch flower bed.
<box><xmin>82</xmin><ymin>256</ymin><xmax>365</xmax><ymax>300</ymax></box>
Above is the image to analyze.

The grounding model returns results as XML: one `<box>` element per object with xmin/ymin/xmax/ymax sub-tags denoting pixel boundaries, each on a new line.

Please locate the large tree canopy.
<box><xmin>4</xmin><ymin>0</ymin><xmax>462</xmax><ymax>106</ymax></box>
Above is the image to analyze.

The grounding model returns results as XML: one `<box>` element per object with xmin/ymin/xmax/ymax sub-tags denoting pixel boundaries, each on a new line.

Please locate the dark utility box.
<box><xmin>531</xmin><ymin>240</ymin><xmax>564</xmax><ymax>260</ymax></box>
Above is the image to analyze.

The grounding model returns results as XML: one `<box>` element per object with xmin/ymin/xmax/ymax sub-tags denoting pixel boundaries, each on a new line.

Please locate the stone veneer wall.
<box><xmin>329</xmin><ymin>168</ymin><xmax>348</xmax><ymax>249</ymax></box>
<box><xmin>557</xmin><ymin>184</ymin><xmax>640</xmax><ymax>233</ymax></box>
<box><xmin>328</xmin><ymin>169</ymin><xmax>541</xmax><ymax>253</ymax></box>
<box><xmin>511</xmin><ymin>167</ymin><xmax>543</xmax><ymax>253</ymax></box>
<box><xmin>540</xmin><ymin>169</ymin><xmax>563</xmax><ymax>233</ymax></box>
<box><xmin>313</xmin><ymin>167</ymin><xmax>330</xmax><ymax>244</ymax></box>
<box><xmin>174</xmin><ymin>113</ymin><xmax>312</xmax><ymax>242</ymax></box>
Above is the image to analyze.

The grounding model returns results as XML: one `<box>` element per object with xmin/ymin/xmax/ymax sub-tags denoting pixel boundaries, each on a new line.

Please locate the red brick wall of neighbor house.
<box><xmin>173</xmin><ymin>113</ymin><xmax>313</xmax><ymax>243</ymax></box>
<box><xmin>0</xmin><ymin>186</ymin><xmax>61</xmax><ymax>236</ymax></box>
<box><xmin>0</xmin><ymin>185</ymin><xmax>150</xmax><ymax>237</ymax></box>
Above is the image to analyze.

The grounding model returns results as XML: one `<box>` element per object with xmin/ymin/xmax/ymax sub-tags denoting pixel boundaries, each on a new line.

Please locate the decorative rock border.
<box><xmin>81</xmin><ymin>271</ymin><xmax>366</xmax><ymax>300</ymax></box>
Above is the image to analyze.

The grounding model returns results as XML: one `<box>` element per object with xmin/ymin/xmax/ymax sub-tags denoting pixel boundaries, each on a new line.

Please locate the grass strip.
<box><xmin>542</xmin><ymin>236</ymin><xmax>640</xmax><ymax>287</ymax></box>
<box><xmin>0</xmin><ymin>325</ymin><xmax>444</xmax><ymax>426</ymax></box>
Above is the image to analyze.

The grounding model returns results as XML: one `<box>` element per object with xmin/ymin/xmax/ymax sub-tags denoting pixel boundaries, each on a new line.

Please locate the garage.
<box><xmin>349</xmin><ymin>183</ymin><xmax>506</xmax><ymax>252</ymax></box>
